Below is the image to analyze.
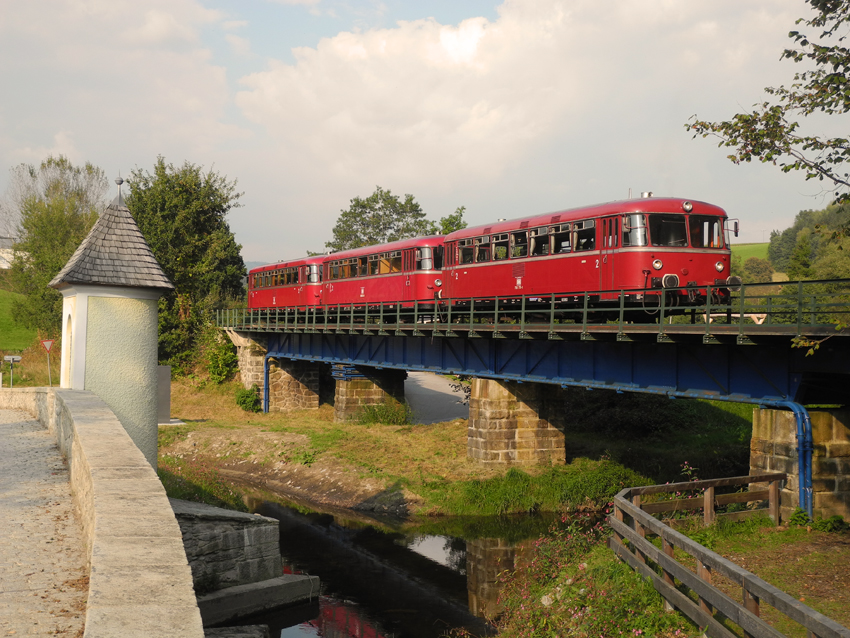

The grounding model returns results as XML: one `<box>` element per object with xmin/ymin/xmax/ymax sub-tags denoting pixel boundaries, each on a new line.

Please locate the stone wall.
<box><xmin>171</xmin><ymin>499</ymin><xmax>283</xmax><ymax>592</ymax></box>
<box><xmin>226</xmin><ymin>330</ymin><xmax>267</xmax><ymax>390</ymax></box>
<box><xmin>0</xmin><ymin>388</ymin><xmax>204</xmax><ymax>637</ymax></box>
<box><xmin>750</xmin><ymin>407</ymin><xmax>850</xmax><ymax>520</ymax></box>
<box><xmin>468</xmin><ymin>378</ymin><xmax>565</xmax><ymax>464</ymax></box>
<box><xmin>333</xmin><ymin>368</ymin><xmax>407</xmax><ymax>422</ymax></box>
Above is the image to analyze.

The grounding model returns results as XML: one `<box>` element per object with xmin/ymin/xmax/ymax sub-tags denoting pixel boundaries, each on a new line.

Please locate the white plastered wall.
<box><xmin>58</xmin><ymin>285</ymin><xmax>162</xmax><ymax>468</ymax></box>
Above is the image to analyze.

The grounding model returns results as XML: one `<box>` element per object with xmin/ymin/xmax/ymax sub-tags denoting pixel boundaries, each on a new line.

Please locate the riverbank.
<box><xmin>159</xmin><ymin>378</ymin><xmax>850</xmax><ymax>637</ymax></box>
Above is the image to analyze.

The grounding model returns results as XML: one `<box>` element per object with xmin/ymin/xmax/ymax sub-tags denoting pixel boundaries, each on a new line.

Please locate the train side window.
<box><xmin>390</xmin><ymin>251</ymin><xmax>402</xmax><ymax>273</ymax></box>
<box><xmin>622</xmin><ymin>214</ymin><xmax>647</xmax><ymax>247</ymax></box>
<box><xmin>688</xmin><ymin>216</ymin><xmax>722</xmax><ymax>248</ymax></box>
<box><xmin>573</xmin><ymin>220</ymin><xmax>596</xmax><ymax>252</ymax></box>
<box><xmin>475</xmin><ymin>236</ymin><xmax>491</xmax><ymax>262</ymax></box>
<box><xmin>368</xmin><ymin>254</ymin><xmax>380</xmax><ymax>275</ymax></box>
<box><xmin>492</xmin><ymin>233</ymin><xmax>509</xmax><ymax>260</ymax></box>
<box><xmin>459</xmin><ymin>238</ymin><xmax>474</xmax><ymax>264</ymax></box>
<box><xmin>529</xmin><ymin>227</ymin><xmax>548</xmax><ymax>256</ymax></box>
<box><xmin>511</xmin><ymin>231</ymin><xmax>528</xmax><ymax>258</ymax></box>
<box><xmin>550</xmin><ymin>224</ymin><xmax>571</xmax><ymax>254</ymax></box>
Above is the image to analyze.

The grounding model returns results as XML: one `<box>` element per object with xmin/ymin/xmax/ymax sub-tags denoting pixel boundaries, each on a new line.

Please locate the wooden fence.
<box><xmin>608</xmin><ymin>472</ymin><xmax>850</xmax><ymax>638</ymax></box>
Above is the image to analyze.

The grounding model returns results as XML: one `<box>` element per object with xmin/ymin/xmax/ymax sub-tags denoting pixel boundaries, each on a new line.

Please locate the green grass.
<box><xmin>419</xmin><ymin>459</ymin><xmax>651</xmax><ymax>516</ymax></box>
<box><xmin>0</xmin><ymin>289</ymin><xmax>36</xmax><ymax>350</ymax></box>
<box><xmin>732</xmin><ymin>242</ymin><xmax>770</xmax><ymax>262</ymax></box>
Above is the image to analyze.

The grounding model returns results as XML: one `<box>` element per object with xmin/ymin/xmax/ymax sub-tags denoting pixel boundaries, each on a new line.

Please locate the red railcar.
<box><xmin>441</xmin><ymin>197</ymin><xmax>737</xmax><ymax>307</ymax></box>
<box><xmin>321</xmin><ymin>236</ymin><xmax>444</xmax><ymax>307</ymax></box>
<box><xmin>248</xmin><ymin>256</ymin><xmax>324</xmax><ymax>308</ymax></box>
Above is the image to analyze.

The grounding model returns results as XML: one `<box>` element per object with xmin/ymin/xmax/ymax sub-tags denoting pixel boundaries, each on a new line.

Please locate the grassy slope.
<box><xmin>161</xmin><ymin>379</ymin><xmax>754</xmax><ymax>514</ymax></box>
<box><xmin>732</xmin><ymin>242</ymin><xmax>770</xmax><ymax>262</ymax></box>
<box><xmin>0</xmin><ymin>288</ymin><xmax>37</xmax><ymax>351</ymax></box>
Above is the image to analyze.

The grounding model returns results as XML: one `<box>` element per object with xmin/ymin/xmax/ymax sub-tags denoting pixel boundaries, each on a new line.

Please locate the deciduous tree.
<box><xmin>324</xmin><ymin>186</ymin><xmax>466</xmax><ymax>252</ymax></box>
<box><xmin>687</xmin><ymin>0</ymin><xmax>850</xmax><ymax>204</ymax></box>
<box><xmin>5</xmin><ymin>156</ymin><xmax>107</xmax><ymax>336</ymax></box>
<box><xmin>126</xmin><ymin>157</ymin><xmax>245</xmax><ymax>371</ymax></box>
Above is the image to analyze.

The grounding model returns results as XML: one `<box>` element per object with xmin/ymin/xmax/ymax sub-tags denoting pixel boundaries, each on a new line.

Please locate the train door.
<box><xmin>600</xmin><ymin>216</ymin><xmax>619</xmax><ymax>293</ymax></box>
<box><xmin>402</xmin><ymin>249</ymin><xmax>416</xmax><ymax>301</ymax></box>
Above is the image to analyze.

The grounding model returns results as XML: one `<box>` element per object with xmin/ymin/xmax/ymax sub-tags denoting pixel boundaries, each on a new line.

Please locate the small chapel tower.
<box><xmin>49</xmin><ymin>178</ymin><xmax>173</xmax><ymax>468</ymax></box>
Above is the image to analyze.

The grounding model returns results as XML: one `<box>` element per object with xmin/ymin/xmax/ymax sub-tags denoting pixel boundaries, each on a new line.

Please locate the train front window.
<box><xmin>688</xmin><ymin>216</ymin><xmax>723</xmax><ymax>248</ymax></box>
<box><xmin>648</xmin><ymin>214</ymin><xmax>688</xmax><ymax>247</ymax></box>
<box><xmin>622</xmin><ymin>214</ymin><xmax>647</xmax><ymax>247</ymax></box>
<box><xmin>307</xmin><ymin>265</ymin><xmax>320</xmax><ymax>283</ymax></box>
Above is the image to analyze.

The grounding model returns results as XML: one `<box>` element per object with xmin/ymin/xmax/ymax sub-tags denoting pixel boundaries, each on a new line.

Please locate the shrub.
<box><xmin>357</xmin><ymin>398</ymin><xmax>412</xmax><ymax>425</ymax></box>
<box><xmin>198</xmin><ymin>322</ymin><xmax>238</xmax><ymax>384</ymax></box>
<box><xmin>235</xmin><ymin>384</ymin><xmax>261</xmax><ymax>412</ymax></box>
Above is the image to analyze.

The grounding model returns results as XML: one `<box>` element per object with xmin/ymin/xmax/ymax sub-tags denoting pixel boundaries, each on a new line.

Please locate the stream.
<box><xmin>227</xmin><ymin>498</ymin><xmax>558</xmax><ymax>638</ymax></box>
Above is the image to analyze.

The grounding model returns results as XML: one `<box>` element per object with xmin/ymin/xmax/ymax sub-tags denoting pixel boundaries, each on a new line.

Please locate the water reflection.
<box><xmin>234</xmin><ymin>499</ymin><xmax>554</xmax><ymax>638</ymax></box>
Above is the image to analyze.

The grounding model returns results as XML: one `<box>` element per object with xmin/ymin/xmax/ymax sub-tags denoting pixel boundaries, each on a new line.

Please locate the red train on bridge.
<box><xmin>248</xmin><ymin>196</ymin><xmax>739</xmax><ymax>315</ymax></box>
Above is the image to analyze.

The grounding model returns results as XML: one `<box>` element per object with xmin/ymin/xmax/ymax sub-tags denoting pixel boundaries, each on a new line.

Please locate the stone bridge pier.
<box><xmin>468</xmin><ymin>378</ymin><xmax>566</xmax><ymax>465</ymax></box>
<box><xmin>751</xmin><ymin>407</ymin><xmax>849</xmax><ymax>520</ymax></box>
<box><xmin>226</xmin><ymin>331</ymin><xmax>405</xmax><ymax>422</ymax></box>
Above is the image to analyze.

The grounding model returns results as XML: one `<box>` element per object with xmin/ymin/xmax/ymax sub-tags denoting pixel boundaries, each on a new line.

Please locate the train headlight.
<box><xmin>434</xmin><ymin>278</ymin><xmax>443</xmax><ymax>287</ymax></box>
<box><xmin>682</xmin><ymin>201</ymin><xmax>693</xmax><ymax>212</ymax></box>
<box><xmin>715</xmin><ymin>261</ymin><xmax>725</xmax><ymax>272</ymax></box>
<box><xmin>652</xmin><ymin>259</ymin><xmax>663</xmax><ymax>270</ymax></box>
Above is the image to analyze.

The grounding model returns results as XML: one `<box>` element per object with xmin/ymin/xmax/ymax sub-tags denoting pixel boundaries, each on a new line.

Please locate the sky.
<box><xmin>0</xmin><ymin>0</ymin><xmax>840</xmax><ymax>264</ymax></box>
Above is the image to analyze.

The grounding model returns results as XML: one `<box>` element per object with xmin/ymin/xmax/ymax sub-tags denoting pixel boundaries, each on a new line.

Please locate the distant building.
<box><xmin>0</xmin><ymin>236</ymin><xmax>14</xmax><ymax>270</ymax></box>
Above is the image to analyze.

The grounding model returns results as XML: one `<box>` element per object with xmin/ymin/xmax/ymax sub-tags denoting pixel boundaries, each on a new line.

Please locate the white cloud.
<box><xmin>226</xmin><ymin>34</ymin><xmax>253</xmax><ymax>57</ymax></box>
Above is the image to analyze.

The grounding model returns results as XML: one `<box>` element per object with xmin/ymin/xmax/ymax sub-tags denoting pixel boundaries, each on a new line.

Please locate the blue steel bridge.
<box><xmin>218</xmin><ymin>278</ymin><xmax>850</xmax><ymax>516</ymax></box>
<box><xmin>218</xmin><ymin>279</ymin><xmax>850</xmax><ymax>406</ymax></box>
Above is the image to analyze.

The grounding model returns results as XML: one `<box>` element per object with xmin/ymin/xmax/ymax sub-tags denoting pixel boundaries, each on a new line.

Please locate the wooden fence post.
<box><xmin>769</xmin><ymin>478</ymin><xmax>780</xmax><ymax>524</ymax></box>
<box><xmin>632</xmin><ymin>494</ymin><xmax>646</xmax><ymax>564</ymax></box>
<box><xmin>704</xmin><ymin>486</ymin><xmax>716</xmax><ymax>526</ymax></box>
<box><xmin>743</xmin><ymin>587</ymin><xmax>760</xmax><ymax>638</ymax></box>
<box><xmin>697</xmin><ymin>561</ymin><xmax>713</xmax><ymax>615</ymax></box>
<box><xmin>662</xmin><ymin>536</ymin><xmax>676</xmax><ymax>612</ymax></box>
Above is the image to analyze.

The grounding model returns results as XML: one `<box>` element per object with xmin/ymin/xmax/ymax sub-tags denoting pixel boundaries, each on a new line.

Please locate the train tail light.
<box><xmin>662</xmin><ymin>274</ymin><xmax>679</xmax><ymax>289</ymax></box>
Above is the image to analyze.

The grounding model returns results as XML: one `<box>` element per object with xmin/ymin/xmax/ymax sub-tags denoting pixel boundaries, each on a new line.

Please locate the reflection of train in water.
<box><xmin>248</xmin><ymin>196</ymin><xmax>740</xmax><ymax>315</ymax></box>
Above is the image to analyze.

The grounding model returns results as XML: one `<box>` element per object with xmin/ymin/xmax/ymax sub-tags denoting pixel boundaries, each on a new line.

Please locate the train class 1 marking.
<box><xmin>247</xmin><ymin>196</ymin><xmax>741</xmax><ymax>318</ymax></box>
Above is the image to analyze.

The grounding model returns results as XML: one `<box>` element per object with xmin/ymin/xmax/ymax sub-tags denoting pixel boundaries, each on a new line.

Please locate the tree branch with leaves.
<box><xmin>686</xmin><ymin>0</ymin><xmax>850</xmax><ymax>203</ymax></box>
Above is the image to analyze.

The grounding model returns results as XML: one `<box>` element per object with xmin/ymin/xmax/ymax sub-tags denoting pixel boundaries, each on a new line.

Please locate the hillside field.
<box><xmin>0</xmin><ymin>288</ymin><xmax>36</xmax><ymax>351</ymax></box>
<box><xmin>732</xmin><ymin>242</ymin><xmax>769</xmax><ymax>262</ymax></box>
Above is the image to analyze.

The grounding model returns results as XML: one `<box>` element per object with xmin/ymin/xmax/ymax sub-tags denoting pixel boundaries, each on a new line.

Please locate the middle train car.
<box><xmin>321</xmin><ymin>236</ymin><xmax>445</xmax><ymax>307</ymax></box>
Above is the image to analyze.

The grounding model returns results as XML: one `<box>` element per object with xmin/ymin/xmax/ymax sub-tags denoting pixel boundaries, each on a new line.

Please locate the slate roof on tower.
<box><xmin>49</xmin><ymin>192</ymin><xmax>174</xmax><ymax>290</ymax></box>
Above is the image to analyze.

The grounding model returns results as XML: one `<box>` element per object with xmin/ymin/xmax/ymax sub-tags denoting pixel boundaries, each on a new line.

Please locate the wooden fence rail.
<box><xmin>609</xmin><ymin>473</ymin><xmax>850</xmax><ymax>638</ymax></box>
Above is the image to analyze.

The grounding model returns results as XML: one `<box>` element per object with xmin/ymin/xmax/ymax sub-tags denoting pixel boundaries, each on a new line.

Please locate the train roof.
<box><xmin>321</xmin><ymin>235</ymin><xmax>444</xmax><ymax>261</ymax></box>
<box><xmin>250</xmin><ymin>254</ymin><xmax>325</xmax><ymax>274</ymax></box>
<box><xmin>445</xmin><ymin>197</ymin><xmax>727</xmax><ymax>241</ymax></box>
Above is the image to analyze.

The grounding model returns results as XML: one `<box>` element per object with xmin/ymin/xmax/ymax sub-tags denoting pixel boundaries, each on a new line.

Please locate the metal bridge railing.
<box><xmin>216</xmin><ymin>278</ymin><xmax>850</xmax><ymax>341</ymax></box>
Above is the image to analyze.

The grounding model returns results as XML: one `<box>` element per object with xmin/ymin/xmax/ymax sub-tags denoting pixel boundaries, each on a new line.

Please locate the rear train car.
<box><xmin>248</xmin><ymin>256</ymin><xmax>324</xmax><ymax>308</ymax></box>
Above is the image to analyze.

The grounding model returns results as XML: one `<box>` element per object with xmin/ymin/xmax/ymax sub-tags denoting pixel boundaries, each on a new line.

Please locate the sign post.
<box><xmin>4</xmin><ymin>356</ymin><xmax>21</xmax><ymax>388</ymax></box>
<box><xmin>41</xmin><ymin>340</ymin><xmax>54</xmax><ymax>387</ymax></box>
